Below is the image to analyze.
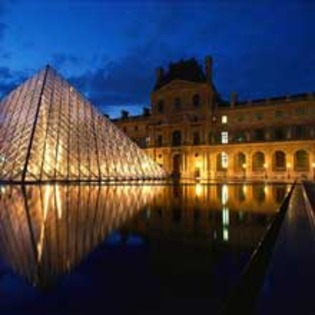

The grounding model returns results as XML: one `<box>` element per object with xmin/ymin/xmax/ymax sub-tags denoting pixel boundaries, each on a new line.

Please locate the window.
<box><xmin>275</xmin><ymin>110</ymin><xmax>283</xmax><ymax>118</ymax></box>
<box><xmin>221</xmin><ymin>115</ymin><xmax>228</xmax><ymax>124</ymax></box>
<box><xmin>216</xmin><ymin>152</ymin><xmax>228</xmax><ymax>170</ymax></box>
<box><xmin>295</xmin><ymin>107</ymin><xmax>306</xmax><ymax>116</ymax></box>
<box><xmin>273</xmin><ymin>128</ymin><xmax>286</xmax><ymax>140</ymax></box>
<box><xmin>222</xmin><ymin>152</ymin><xmax>228</xmax><ymax>168</ymax></box>
<box><xmin>156</xmin><ymin>135</ymin><xmax>163</xmax><ymax>147</ymax></box>
<box><xmin>193</xmin><ymin>132</ymin><xmax>200</xmax><ymax>145</ymax></box>
<box><xmin>192</xmin><ymin>94</ymin><xmax>200</xmax><ymax>108</ymax></box>
<box><xmin>254</xmin><ymin>129</ymin><xmax>265</xmax><ymax>141</ymax></box>
<box><xmin>294</xmin><ymin>150</ymin><xmax>309</xmax><ymax>171</ymax></box>
<box><xmin>145</xmin><ymin>137</ymin><xmax>150</xmax><ymax>147</ymax></box>
<box><xmin>157</xmin><ymin>100</ymin><xmax>164</xmax><ymax>113</ymax></box>
<box><xmin>172</xmin><ymin>130</ymin><xmax>182</xmax><ymax>146</ymax></box>
<box><xmin>221</xmin><ymin>131</ymin><xmax>228</xmax><ymax>144</ymax></box>
<box><xmin>252</xmin><ymin>152</ymin><xmax>265</xmax><ymax>171</ymax></box>
<box><xmin>235</xmin><ymin>131</ymin><xmax>246</xmax><ymax>143</ymax></box>
<box><xmin>295</xmin><ymin>125</ymin><xmax>306</xmax><ymax>139</ymax></box>
<box><xmin>235</xmin><ymin>152</ymin><xmax>246</xmax><ymax>171</ymax></box>
<box><xmin>254</xmin><ymin>112</ymin><xmax>263</xmax><ymax>120</ymax></box>
<box><xmin>174</xmin><ymin>97</ymin><xmax>181</xmax><ymax>110</ymax></box>
<box><xmin>273</xmin><ymin>151</ymin><xmax>286</xmax><ymax>170</ymax></box>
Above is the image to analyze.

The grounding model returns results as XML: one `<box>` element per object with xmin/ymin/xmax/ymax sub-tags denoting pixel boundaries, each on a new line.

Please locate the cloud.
<box><xmin>67</xmin><ymin>50</ymin><xmax>157</xmax><ymax>117</ymax></box>
<box><xmin>0</xmin><ymin>67</ymin><xmax>28</xmax><ymax>98</ymax></box>
<box><xmin>50</xmin><ymin>53</ymin><xmax>80</xmax><ymax>70</ymax></box>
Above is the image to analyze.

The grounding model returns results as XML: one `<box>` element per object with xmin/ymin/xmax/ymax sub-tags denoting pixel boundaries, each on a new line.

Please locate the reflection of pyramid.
<box><xmin>0</xmin><ymin>185</ymin><xmax>159</xmax><ymax>286</ymax></box>
<box><xmin>0</xmin><ymin>66</ymin><xmax>166</xmax><ymax>182</ymax></box>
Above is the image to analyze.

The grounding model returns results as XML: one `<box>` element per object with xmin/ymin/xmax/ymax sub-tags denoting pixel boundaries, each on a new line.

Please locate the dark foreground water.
<box><xmin>0</xmin><ymin>183</ymin><xmax>289</xmax><ymax>314</ymax></box>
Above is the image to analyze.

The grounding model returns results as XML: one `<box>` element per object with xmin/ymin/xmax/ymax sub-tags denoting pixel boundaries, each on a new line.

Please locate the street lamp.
<box><xmin>312</xmin><ymin>162</ymin><xmax>315</xmax><ymax>181</ymax></box>
<box><xmin>287</xmin><ymin>162</ymin><xmax>291</xmax><ymax>180</ymax></box>
<box><xmin>242</xmin><ymin>163</ymin><xmax>247</xmax><ymax>180</ymax></box>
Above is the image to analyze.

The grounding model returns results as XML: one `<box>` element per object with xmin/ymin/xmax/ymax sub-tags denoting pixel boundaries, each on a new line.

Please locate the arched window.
<box><xmin>193</xmin><ymin>131</ymin><xmax>200</xmax><ymax>145</ymax></box>
<box><xmin>172</xmin><ymin>130</ymin><xmax>182</xmax><ymax>147</ymax></box>
<box><xmin>252</xmin><ymin>152</ymin><xmax>265</xmax><ymax>171</ymax></box>
<box><xmin>273</xmin><ymin>151</ymin><xmax>286</xmax><ymax>171</ymax></box>
<box><xmin>294</xmin><ymin>150</ymin><xmax>309</xmax><ymax>171</ymax></box>
<box><xmin>174</xmin><ymin>97</ymin><xmax>181</xmax><ymax>110</ymax></box>
<box><xmin>216</xmin><ymin>152</ymin><xmax>228</xmax><ymax>171</ymax></box>
<box><xmin>235</xmin><ymin>152</ymin><xmax>246</xmax><ymax>171</ymax></box>
<box><xmin>192</xmin><ymin>94</ymin><xmax>200</xmax><ymax>108</ymax></box>
<box><xmin>157</xmin><ymin>100</ymin><xmax>164</xmax><ymax>113</ymax></box>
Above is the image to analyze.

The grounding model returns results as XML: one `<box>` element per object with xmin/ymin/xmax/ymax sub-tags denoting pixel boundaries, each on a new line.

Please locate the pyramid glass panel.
<box><xmin>0</xmin><ymin>66</ymin><xmax>166</xmax><ymax>182</ymax></box>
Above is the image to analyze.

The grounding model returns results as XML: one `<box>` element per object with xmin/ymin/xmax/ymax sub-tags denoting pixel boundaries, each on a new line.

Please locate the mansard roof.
<box><xmin>154</xmin><ymin>58</ymin><xmax>207</xmax><ymax>90</ymax></box>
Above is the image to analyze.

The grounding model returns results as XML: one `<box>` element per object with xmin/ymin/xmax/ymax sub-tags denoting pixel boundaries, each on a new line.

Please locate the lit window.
<box><xmin>221</xmin><ymin>131</ymin><xmax>228</xmax><ymax>144</ymax></box>
<box><xmin>221</xmin><ymin>152</ymin><xmax>228</xmax><ymax>168</ymax></box>
<box><xmin>221</xmin><ymin>115</ymin><xmax>228</xmax><ymax>124</ymax></box>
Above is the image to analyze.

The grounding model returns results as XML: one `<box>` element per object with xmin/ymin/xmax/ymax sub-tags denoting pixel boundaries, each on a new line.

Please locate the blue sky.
<box><xmin>0</xmin><ymin>0</ymin><xmax>314</xmax><ymax>117</ymax></box>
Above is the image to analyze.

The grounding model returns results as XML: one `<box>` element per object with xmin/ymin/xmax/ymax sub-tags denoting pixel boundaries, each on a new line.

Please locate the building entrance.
<box><xmin>172</xmin><ymin>154</ymin><xmax>181</xmax><ymax>178</ymax></box>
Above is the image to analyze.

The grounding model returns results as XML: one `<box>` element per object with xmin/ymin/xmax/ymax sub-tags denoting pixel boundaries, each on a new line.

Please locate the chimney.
<box><xmin>143</xmin><ymin>107</ymin><xmax>150</xmax><ymax>116</ymax></box>
<box><xmin>121</xmin><ymin>110</ymin><xmax>129</xmax><ymax>119</ymax></box>
<box><xmin>205</xmin><ymin>56</ymin><xmax>212</xmax><ymax>83</ymax></box>
<box><xmin>230</xmin><ymin>92</ymin><xmax>238</xmax><ymax>107</ymax></box>
<box><xmin>156</xmin><ymin>67</ymin><xmax>164</xmax><ymax>81</ymax></box>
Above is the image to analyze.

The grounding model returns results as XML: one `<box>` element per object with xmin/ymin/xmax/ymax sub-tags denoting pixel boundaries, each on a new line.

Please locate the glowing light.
<box><xmin>242</xmin><ymin>163</ymin><xmax>247</xmax><ymax>169</ymax></box>
<box><xmin>287</xmin><ymin>162</ymin><xmax>291</xmax><ymax>169</ymax></box>
<box><xmin>242</xmin><ymin>184</ymin><xmax>247</xmax><ymax>194</ymax></box>
<box><xmin>223</xmin><ymin>227</ymin><xmax>229</xmax><ymax>241</ymax></box>
<box><xmin>195</xmin><ymin>161</ymin><xmax>202</xmax><ymax>169</ymax></box>
<box><xmin>264</xmin><ymin>185</ymin><xmax>269</xmax><ymax>194</ymax></box>
<box><xmin>195</xmin><ymin>183</ymin><xmax>203</xmax><ymax>197</ymax></box>
<box><xmin>263</xmin><ymin>163</ymin><xmax>268</xmax><ymax>168</ymax></box>
<box><xmin>222</xmin><ymin>184</ymin><xmax>228</xmax><ymax>205</ymax></box>
<box><xmin>55</xmin><ymin>185</ymin><xmax>62</xmax><ymax>219</ymax></box>
<box><xmin>222</xmin><ymin>206</ymin><xmax>229</xmax><ymax>226</ymax></box>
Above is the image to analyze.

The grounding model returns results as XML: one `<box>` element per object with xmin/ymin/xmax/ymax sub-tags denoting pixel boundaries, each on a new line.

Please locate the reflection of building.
<box><xmin>122</xmin><ymin>184</ymin><xmax>286</xmax><ymax>248</ymax></box>
<box><xmin>0</xmin><ymin>185</ymin><xmax>157</xmax><ymax>286</ymax></box>
<box><xmin>114</xmin><ymin>57</ymin><xmax>315</xmax><ymax>181</ymax></box>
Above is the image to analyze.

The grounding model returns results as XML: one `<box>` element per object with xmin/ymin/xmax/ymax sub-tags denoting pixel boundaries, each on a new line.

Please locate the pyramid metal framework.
<box><xmin>0</xmin><ymin>66</ymin><xmax>166</xmax><ymax>182</ymax></box>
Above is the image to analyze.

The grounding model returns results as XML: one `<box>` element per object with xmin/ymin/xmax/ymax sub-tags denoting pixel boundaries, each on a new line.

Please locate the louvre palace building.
<box><xmin>113</xmin><ymin>56</ymin><xmax>315</xmax><ymax>181</ymax></box>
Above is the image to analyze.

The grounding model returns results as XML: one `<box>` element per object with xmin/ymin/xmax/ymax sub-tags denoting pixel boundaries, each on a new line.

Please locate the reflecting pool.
<box><xmin>0</xmin><ymin>183</ymin><xmax>289</xmax><ymax>314</ymax></box>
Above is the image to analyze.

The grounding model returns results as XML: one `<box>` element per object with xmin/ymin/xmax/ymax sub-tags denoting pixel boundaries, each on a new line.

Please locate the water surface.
<box><xmin>0</xmin><ymin>183</ymin><xmax>289</xmax><ymax>314</ymax></box>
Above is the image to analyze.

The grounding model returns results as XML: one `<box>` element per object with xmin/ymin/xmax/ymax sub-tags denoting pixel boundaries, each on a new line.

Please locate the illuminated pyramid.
<box><xmin>0</xmin><ymin>66</ymin><xmax>166</xmax><ymax>182</ymax></box>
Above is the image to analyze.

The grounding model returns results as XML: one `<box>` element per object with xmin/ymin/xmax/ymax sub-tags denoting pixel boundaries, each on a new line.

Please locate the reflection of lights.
<box><xmin>195</xmin><ymin>161</ymin><xmax>202</xmax><ymax>169</ymax></box>
<box><xmin>238</xmin><ymin>211</ymin><xmax>244</xmax><ymax>221</ymax></box>
<box><xmin>223</xmin><ymin>227</ymin><xmax>229</xmax><ymax>241</ymax></box>
<box><xmin>264</xmin><ymin>185</ymin><xmax>269</xmax><ymax>194</ymax></box>
<box><xmin>55</xmin><ymin>185</ymin><xmax>62</xmax><ymax>219</ymax></box>
<box><xmin>43</xmin><ymin>185</ymin><xmax>51</xmax><ymax>220</ymax></box>
<box><xmin>222</xmin><ymin>206</ymin><xmax>229</xmax><ymax>226</ymax></box>
<box><xmin>263</xmin><ymin>163</ymin><xmax>268</xmax><ymax>168</ymax></box>
<box><xmin>287</xmin><ymin>162</ymin><xmax>291</xmax><ymax>169</ymax></box>
<box><xmin>195</xmin><ymin>183</ymin><xmax>202</xmax><ymax>197</ymax></box>
<box><xmin>222</xmin><ymin>184</ymin><xmax>228</xmax><ymax>205</ymax></box>
<box><xmin>312</xmin><ymin>162</ymin><xmax>315</xmax><ymax>168</ymax></box>
<box><xmin>242</xmin><ymin>184</ymin><xmax>247</xmax><ymax>194</ymax></box>
<box><xmin>242</xmin><ymin>163</ymin><xmax>247</xmax><ymax>169</ymax></box>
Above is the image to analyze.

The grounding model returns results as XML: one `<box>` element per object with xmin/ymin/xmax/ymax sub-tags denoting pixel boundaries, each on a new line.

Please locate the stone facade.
<box><xmin>113</xmin><ymin>57</ymin><xmax>315</xmax><ymax>181</ymax></box>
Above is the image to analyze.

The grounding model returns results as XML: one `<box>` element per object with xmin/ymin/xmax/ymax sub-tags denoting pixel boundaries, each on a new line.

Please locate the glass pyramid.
<box><xmin>0</xmin><ymin>66</ymin><xmax>166</xmax><ymax>182</ymax></box>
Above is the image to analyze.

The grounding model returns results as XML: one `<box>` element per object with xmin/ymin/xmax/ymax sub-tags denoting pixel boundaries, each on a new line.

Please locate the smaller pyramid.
<box><xmin>0</xmin><ymin>65</ymin><xmax>166</xmax><ymax>182</ymax></box>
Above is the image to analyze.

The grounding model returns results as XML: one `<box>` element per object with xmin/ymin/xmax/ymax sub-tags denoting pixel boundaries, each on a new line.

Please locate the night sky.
<box><xmin>0</xmin><ymin>0</ymin><xmax>314</xmax><ymax>118</ymax></box>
